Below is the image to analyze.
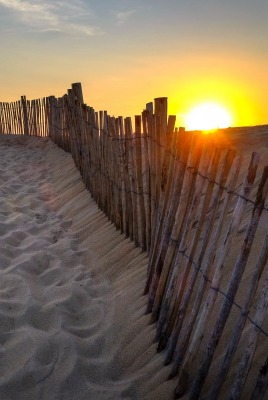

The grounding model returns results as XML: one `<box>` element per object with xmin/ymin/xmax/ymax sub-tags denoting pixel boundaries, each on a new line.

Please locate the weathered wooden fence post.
<box><xmin>21</xmin><ymin>95</ymin><xmax>29</xmax><ymax>135</ymax></box>
<box><xmin>135</xmin><ymin>115</ymin><xmax>147</xmax><ymax>251</ymax></box>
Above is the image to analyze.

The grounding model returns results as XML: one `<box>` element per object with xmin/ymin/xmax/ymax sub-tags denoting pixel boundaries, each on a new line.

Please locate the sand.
<box><xmin>0</xmin><ymin>129</ymin><xmax>267</xmax><ymax>400</ymax></box>
<box><xmin>0</xmin><ymin>134</ymin><xmax>176</xmax><ymax>400</ymax></box>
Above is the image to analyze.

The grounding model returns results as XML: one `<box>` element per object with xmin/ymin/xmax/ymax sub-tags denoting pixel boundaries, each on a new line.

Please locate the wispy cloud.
<box><xmin>0</xmin><ymin>0</ymin><xmax>104</xmax><ymax>36</ymax></box>
<box><xmin>115</xmin><ymin>9</ymin><xmax>136</xmax><ymax>26</ymax></box>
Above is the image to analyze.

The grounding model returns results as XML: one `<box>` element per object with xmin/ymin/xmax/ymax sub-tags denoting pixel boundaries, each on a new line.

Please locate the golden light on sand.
<box><xmin>185</xmin><ymin>102</ymin><xmax>232</xmax><ymax>131</ymax></box>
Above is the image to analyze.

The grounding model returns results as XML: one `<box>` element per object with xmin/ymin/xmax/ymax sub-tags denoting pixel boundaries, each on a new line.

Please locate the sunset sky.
<box><xmin>0</xmin><ymin>0</ymin><xmax>267</xmax><ymax>128</ymax></box>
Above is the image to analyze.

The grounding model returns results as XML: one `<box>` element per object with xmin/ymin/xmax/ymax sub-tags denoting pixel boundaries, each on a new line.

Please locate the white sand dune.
<box><xmin>0</xmin><ymin>134</ymin><xmax>176</xmax><ymax>400</ymax></box>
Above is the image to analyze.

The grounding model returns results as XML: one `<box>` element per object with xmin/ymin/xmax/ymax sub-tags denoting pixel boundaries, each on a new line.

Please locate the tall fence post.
<box><xmin>72</xmin><ymin>82</ymin><xmax>84</xmax><ymax>104</ymax></box>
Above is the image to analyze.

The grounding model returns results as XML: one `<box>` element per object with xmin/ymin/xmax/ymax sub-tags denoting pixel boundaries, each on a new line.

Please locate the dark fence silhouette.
<box><xmin>0</xmin><ymin>83</ymin><xmax>268</xmax><ymax>400</ymax></box>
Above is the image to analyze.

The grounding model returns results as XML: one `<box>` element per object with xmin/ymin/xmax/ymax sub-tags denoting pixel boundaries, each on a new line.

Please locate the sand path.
<box><xmin>0</xmin><ymin>134</ymin><xmax>175</xmax><ymax>400</ymax></box>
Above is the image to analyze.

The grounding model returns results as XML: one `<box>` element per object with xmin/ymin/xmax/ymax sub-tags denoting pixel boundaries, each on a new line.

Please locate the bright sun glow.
<box><xmin>185</xmin><ymin>102</ymin><xmax>232</xmax><ymax>131</ymax></box>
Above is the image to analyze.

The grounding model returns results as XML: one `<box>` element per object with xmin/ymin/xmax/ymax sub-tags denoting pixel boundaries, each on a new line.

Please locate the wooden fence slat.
<box><xmin>153</xmin><ymin>97</ymin><xmax>168</xmax><ymax>237</ymax></box>
<box><xmin>107</xmin><ymin>116</ymin><xmax>115</xmax><ymax>223</ymax></box>
<box><xmin>135</xmin><ymin>115</ymin><xmax>147</xmax><ymax>250</ymax></box>
<box><xmin>120</xmin><ymin>116</ymin><xmax>133</xmax><ymax>239</ymax></box>
<box><xmin>94</xmin><ymin>111</ymin><xmax>102</xmax><ymax>208</ymax></box>
<box><xmin>109</xmin><ymin>117</ymin><xmax>120</xmax><ymax>230</ymax></box>
<box><xmin>148</xmin><ymin>112</ymin><xmax>157</xmax><ymax>255</ymax></box>
<box><xmin>21</xmin><ymin>95</ymin><xmax>29</xmax><ymax>136</ymax></box>
<box><xmin>36</xmin><ymin>98</ymin><xmax>41</xmax><ymax>137</ymax></box>
<box><xmin>32</xmin><ymin>100</ymin><xmax>37</xmax><ymax>137</ymax></box>
<box><xmin>117</xmin><ymin>117</ymin><xmax>126</xmax><ymax>234</ymax></box>
<box><xmin>4</xmin><ymin>103</ymin><xmax>9</xmax><ymax>133</ymax></box>
<box><xmin>14</xmin><ymin>102</ymin><xmax>19</xmax><ymax>134</ymax></box>
<box><xmin>101</xmin><ymin>111</ymin><xmax>108</xmax><ymax>215</ymax></box>
<box><xmin>7</xmin><ymin>102</ymin><xmax>12</xmax><ymax>133</ymax></box>
<box><xmin>16</xmin><ymin>101</ymin><xmax>20</xmax><ymax>134</ymax></box>
<box><xmin>1</xmin><ymin>103</ymin><xmax>5</xmax><ymax>133</ymax></box>
<box><xmin>27</xmin><ymin>100</ymin><xmax>33</xmax><ymax>136</ymax></box>
<box><xmin>72</xmin><ymin>82</ymin><xmax>84</xmax><ymax>104</ymax></box>
<box><xmin>141</xmin><ymin>109</ymin><xmax>152</xmax><ymax>251</ymax></box>
<box><xmin>10</xmin><ymin>102</ymin><xmax>15</xmax><ymax>134</ymax></box>
<box><xmin>125</xmin><ymin>117</ymin><xmax>139</xmax><ymax>246</ymax></box>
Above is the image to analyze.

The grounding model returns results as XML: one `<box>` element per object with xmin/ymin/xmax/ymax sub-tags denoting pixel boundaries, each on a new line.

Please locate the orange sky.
<box><xmin>0</xmin><ymin>0</ymin><xmax>267</xmax><ymax>128</ymax></box>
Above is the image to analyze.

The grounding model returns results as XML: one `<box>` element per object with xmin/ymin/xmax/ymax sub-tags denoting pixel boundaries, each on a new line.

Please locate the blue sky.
<box><xmin>0</xmin><ymin>0</ymin><xmax>268</xmax><ymax>126</ymax></box>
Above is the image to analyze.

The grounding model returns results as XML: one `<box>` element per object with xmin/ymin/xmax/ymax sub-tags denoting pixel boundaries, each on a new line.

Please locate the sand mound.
<box><xmin>0</xmin><ymin>134</ymin><xmax>175</xmax><ymax>400</ymax></box>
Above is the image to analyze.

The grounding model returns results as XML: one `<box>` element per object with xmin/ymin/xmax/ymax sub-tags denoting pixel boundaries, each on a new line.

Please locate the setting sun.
<box><xmin>185</xmin><ymin>102</ymin><xmax>232</xmax><ymax>131</ymax></box>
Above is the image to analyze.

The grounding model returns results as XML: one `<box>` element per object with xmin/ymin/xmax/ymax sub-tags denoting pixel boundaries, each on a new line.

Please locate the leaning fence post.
<box><xmin>21</xmin><ymin>95</ymin><xmax>29</xmax><ymax>135</ymax></box>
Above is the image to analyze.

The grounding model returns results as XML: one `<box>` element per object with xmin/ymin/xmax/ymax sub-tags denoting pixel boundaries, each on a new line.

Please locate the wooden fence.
<box><xmin>0</xmin><ymin>83</ymin><xmax>268</xmax><ymax>399</ymax></box>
